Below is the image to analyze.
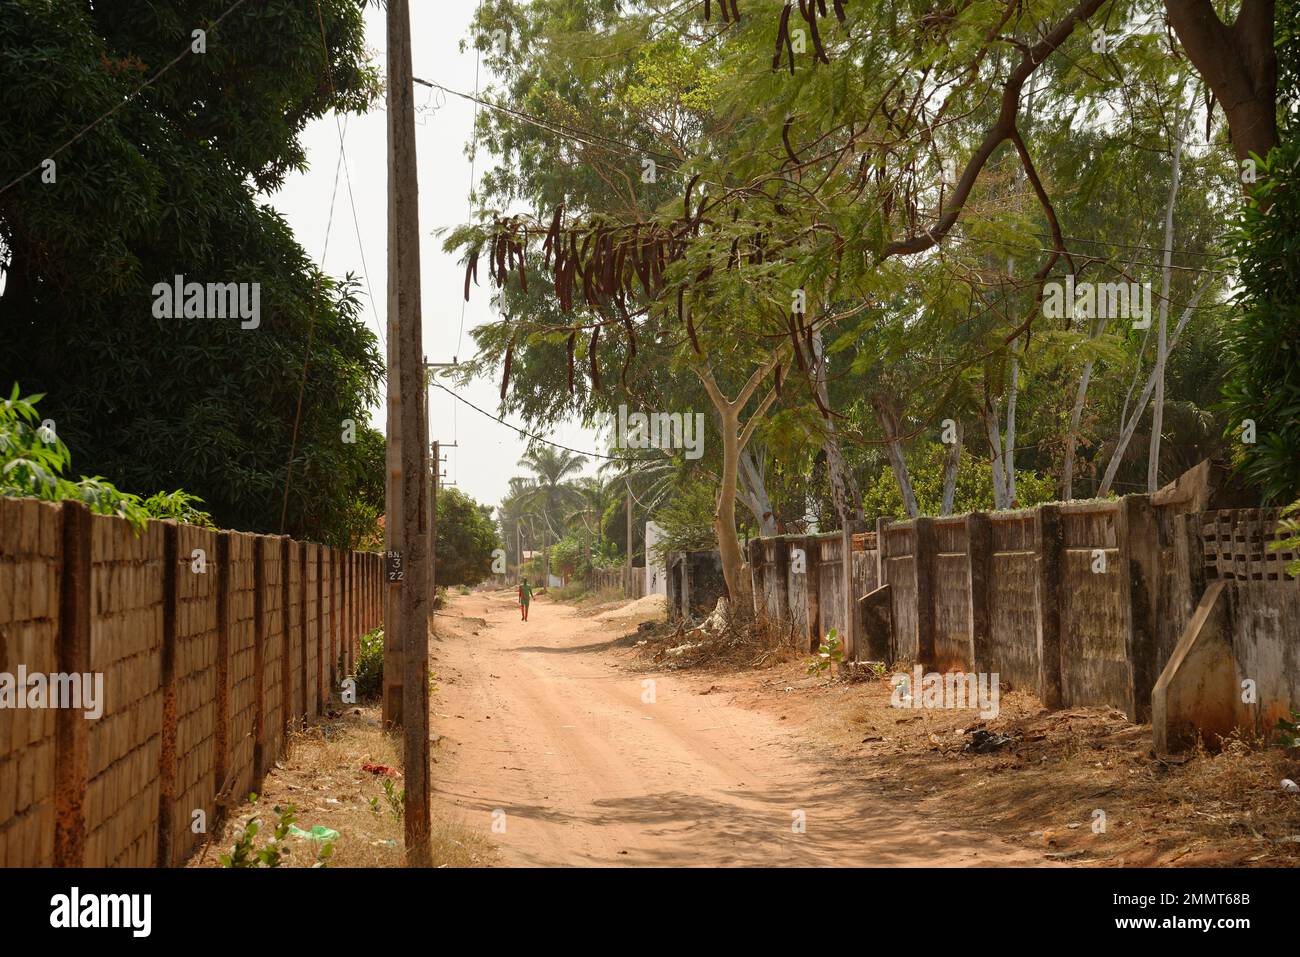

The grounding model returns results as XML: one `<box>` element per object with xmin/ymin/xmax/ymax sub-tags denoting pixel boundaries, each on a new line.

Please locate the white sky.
<box><xmin>266</xmin><ymin>2</ymin><xmax>603</xmax><ymax>512</ymax></box>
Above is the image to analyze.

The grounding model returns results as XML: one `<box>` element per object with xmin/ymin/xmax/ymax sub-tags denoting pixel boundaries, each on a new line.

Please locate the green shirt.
<box><xmin>519</xmin><ymin>582</ymin><xmax>533</xmax><ymax>604</ymax></box>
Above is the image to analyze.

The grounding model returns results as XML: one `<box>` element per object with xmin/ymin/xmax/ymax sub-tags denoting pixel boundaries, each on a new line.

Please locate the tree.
<box><xmin>515</xmin><ymin>445</ymin><xmax>588</xmax><ymax>581</ymax></box>
<box><xmin>435</xmin><ymin>488</ymin><xmax>499</xmax><ymax>588</ymax></box>
<box><xmin>0</xmin><ymin>0</ymin><xmax>384</xmax><ymax>546</ymax></box>
<box><xmin>1221</xmin><ymin>0</ymin><xmax>1300</xmax><ymax>502</ymax></box>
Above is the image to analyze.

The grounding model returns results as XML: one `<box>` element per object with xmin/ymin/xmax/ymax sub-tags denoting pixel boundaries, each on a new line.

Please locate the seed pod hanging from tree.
<box><xmin>500</xmin><ymin>337</ymin><xmax>514</xmax><ymax>401</ymax></box>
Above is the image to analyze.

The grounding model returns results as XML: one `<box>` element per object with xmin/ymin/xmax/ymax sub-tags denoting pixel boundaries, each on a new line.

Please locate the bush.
<box><xmin>353</xmin><ymin>627</ymin><xmax>384</xmax><ymax>701</ymax></box>
<box><xmin>1</xmin><ymin>386</ymin><xmax>214</xmax><ymax>530</ymax></box>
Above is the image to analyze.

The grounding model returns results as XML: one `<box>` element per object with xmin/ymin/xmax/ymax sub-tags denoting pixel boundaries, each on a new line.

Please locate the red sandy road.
<box><xmin>431</xmin><ymin>590</ymin><xmax>1056</xmax><ymax>867</ymax></box>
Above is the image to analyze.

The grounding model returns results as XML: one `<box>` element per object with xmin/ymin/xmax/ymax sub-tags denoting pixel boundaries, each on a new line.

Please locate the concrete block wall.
<box><xmin>0</xmin><ymin>497</ymin><xmax>383</xmax><ymax>867</ymax></box>
<box><xmin>685</xmin><ymin>495</ymin><xmax>1297</xmax><ymax>726</ymax></box>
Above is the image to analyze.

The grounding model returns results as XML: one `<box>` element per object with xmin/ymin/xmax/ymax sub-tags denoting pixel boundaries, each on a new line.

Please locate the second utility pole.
<box><xmin>385</xmin><ymin>0</ymin><xmax>431</xmax><ymax>867</ymax></box>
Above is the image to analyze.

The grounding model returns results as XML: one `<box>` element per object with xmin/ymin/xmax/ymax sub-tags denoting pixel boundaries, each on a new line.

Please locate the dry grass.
<box><xmin>787</xmin><ymin>672</ymin><xmax>1300</xmax><ymax>866</ymax></box>
<box><xmin>188</xmin><ymin>705</ymin><xmax>495</xmax><ymax>869</ymax></box>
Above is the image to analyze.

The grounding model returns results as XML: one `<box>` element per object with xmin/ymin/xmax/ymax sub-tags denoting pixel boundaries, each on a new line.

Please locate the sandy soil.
<box><xmin>429</xmin><ymin>589</ymin><xmax>1054</xmax><ymax>867</ymax></box>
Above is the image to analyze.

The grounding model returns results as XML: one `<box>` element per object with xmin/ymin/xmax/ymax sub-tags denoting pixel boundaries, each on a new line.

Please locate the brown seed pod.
<box><xmin>782</xmin><ymin>117</ymin><xmax>800</xmax><ymax>166</ymax></box>
<box><xmin>773</xmin><ymin>3</ymin><xmax>793</xmax><ymax>72</ymax></box>
<box><xmin>588</xmin><ymin>325</ymin><xmax>602</xmax><ymax>390</ymax></box>
<box><xmin>463</xmin><ymin>246</ymin><xmax>479</xmax><ymax>302</ymax></box>
<box><xmin>685</xmin><ymin>294</ymin><xmax>702</xmax><ymax>355</ymax></box>
<box><xmin>801</xmin><ymin>0</ymin><xmax>830</xmax><ymax>64</ymax></box>
<box><xmin>500</xmin><ymin>338</ymin><xmax>514</xmax><ymax>401</ymax></box>
<box><xmin>684</xmin><ymin>173</ymin><xmax>701</xmax><ymax>223</ymax></box>
<box><xmin>788</xmin><ymin>312</ymin><xmax>807</xmax><ymax>372</ymax></box>
<box><xmin>543</xmin><ymin>205</ymin><xmax>563</xmax><ymax>268</ymax></box>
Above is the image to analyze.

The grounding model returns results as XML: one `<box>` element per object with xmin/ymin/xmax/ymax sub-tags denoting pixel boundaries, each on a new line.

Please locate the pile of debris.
<box><xmin>640</xmin><ymin>598</ymin><xmax>800</xmax><ymax>670</ymax></box>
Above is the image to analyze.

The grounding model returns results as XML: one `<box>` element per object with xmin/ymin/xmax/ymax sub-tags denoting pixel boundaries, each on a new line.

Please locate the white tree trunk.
<box><xmin>873</xmin><ymin>395</ymin><xmax>919</xmax><ymax>518</ymax></box>
<box><xmin>1098</xmin><ymin>277</ymin><xmax>1210</xmax><ymax>496</ymax></box>
<box><xmin>983</xmin><ymin>398</ymin><xmax>1010</xmax><ymax>510</ymax></box>
<box><xmin>1147</xmin><ymin>123</ymin><xmax>1185</xmax><ymax>492</ymax></box>
<box><xmin>811</xmin><ymin>330</ymin><xmax>864</xmax><ymax>526</ymax></box>
<box><xmin>940</xmin><ymin>419</ymin><xmax>964</xmax><ymax>515</ymax></box>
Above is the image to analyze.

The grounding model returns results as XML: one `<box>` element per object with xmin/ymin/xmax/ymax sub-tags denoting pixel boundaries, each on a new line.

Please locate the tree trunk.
<box><xmin>1003</xmin><ymin>346</ymin><xmax>1020</xmax><ymax>506</ymax></box>
<box><xmin>983</xmin><ymin>398</ymin><xmax>1011</xmax><ymax>510</ymax></box>
<box><xmin>812</xmin><ymin>330</ymin><xmax>864</xmax><ymax>526</ymax></box>
<box><xmin>1147</xmin><ymin>123</ymin><xmax>1184</xmax><ymax>491</ymax></box>
<box><xmin>1164</xmin><ymin>0</ymin><xmax>1277</xmax><ymax>169</ymax></box>
<box><xmin>738</xmin><ymin>445</ymin><xmax>779</xmax><ymax>536</ymax></box>
<box><xmin>1098</xmin><ymin>278</ymin><xmax>1210</xmax><ymax>496</ymax></box>
<box><xmin>1061</xmin><ymin>299</ymin><xmax>1122</xmax><ymax>499</ymax></box>
<box><xmin>714</xmin><ymin>403</ymin><xmax>751</xmax><ymax>610</ymax></box>
<box><xmin>872</xmin><ymin>395</ymin><xmax>919</xmax><ymax>518</ymax></box>
<box><xmin>940</xmin><ymin>420</ymin><xmax>964</xmax><ymax>515</ymax></box>
<box><xmin>998</xmin><ymin>257</ymin><xmax>1019</xmax><ymax>504</ymax></box>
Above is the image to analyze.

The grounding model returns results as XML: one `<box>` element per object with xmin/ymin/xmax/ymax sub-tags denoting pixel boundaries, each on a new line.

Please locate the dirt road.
<box><xmin>431</xmin><ymin>590</ymin><xmax>1053</xmax><ymax>867</ymax></box>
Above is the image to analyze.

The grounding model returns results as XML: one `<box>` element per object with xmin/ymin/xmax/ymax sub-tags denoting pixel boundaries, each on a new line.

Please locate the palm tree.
<box><xmin>515</xmin><ymin>446</ymin><xmax>588</xmax><ymax>583</ymax></box>
<box><xmin>569</xmin><ymin>475</ymin><xmax>616</xmax><ymax>571</ymax></box>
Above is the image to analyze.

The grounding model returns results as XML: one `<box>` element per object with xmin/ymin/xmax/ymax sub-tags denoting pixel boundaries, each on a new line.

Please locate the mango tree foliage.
<box><xmin>0</xmin><ymin>0</ymin><xmax>384</xmax><ymax>546</ymax></box>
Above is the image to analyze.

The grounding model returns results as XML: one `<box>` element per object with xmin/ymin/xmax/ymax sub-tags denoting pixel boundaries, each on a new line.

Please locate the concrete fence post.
<box><xmin>804</xmin><ymin>536</ymin><xmax>821</xmax><ymax>653</ymax></box>
<box><xmin>280</xmin><ymin>537</ymin><xmax>292</xmax><ymax>735</ymax></box>
<box><xmin>156</xmin><ymin>522</ymin><xmax>180</xmax><ymax>867</ymax></box>
<box><xmin>771</xmin><ymin>537</ymin><xmax>790</xmax><ymax>624</ymax></box>
<box><xmin>966</xmin><ymin>511</ymin><xmax>993</xmax><ymax>673</ymax></box>
<box><xmin>53</xmin><ymin>501</ymin><xmax>92</xmax><ymax>867</ymax></box>
<box><xmin>251</xmin><ymin>536</ymin><xmax>267</xmax><ymax>784</ymax></box>
<box><xmin>213</xmin><ymin>532</ymin><xmax>231</xmax><ymax>819</ymax></box>
<box><xmin>1034</xmin><ymin>504</ymin><xmax>1064</xmax><ymax>709</ymax></box>
<box><xmin>316</xmin><ymin>547</ymin><xmax>327</xmax><ymax>714</ymax></box>
<box><xmin>1120</xmin><ymin>494</ymin><xmax>1160</xmax><ymax>722</ymax></box>
<box><xmin>747</xmin><ymin>538</ymin><xmax>764</xmax><ymax>617</ymax></box>
<box><xmin>913</xmin><ymin>517</ymin><xmax>937</xmax><ymax>667</ymax></box>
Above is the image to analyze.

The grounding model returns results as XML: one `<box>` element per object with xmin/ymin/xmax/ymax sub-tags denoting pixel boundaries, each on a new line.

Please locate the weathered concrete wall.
<box><xmin>673</xmin><ymin>500</ymin><xmax>1297</xmax><ymax>743</ymax></box>
<box><xmin>932</xmin><ymin>517</ymin><xmax>971</xmax><ymax>672</ymax></box>
<box><xmin>1056</xmin><ymin>502</ymin><xmax>1131</xmax><ymax>714</ymax></box>
<box><xmin>986</xmin><ymin>512</ymin><xmax>1039</xmax><ymax>693</ymax></box>
<box><xmin>881</xmin><ymin>525</ymin><xmax>918</xmax><ymax>663</ymax></box>
<box><xmin>665</xmin><ymin>549</ymin><xmax>727</xmax><ymax>621</ymax></box>
<box><xmin>1155</xmin><ymin>575</ymin><xmax>1300</xmax><ymax>753</ymax></box>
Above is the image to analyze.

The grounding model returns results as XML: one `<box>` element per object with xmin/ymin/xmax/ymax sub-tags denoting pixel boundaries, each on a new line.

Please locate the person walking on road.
<box><xmin>518</xmin><ymin>577</ymin><xmax>533</xmax><ymax>622</ymax></box>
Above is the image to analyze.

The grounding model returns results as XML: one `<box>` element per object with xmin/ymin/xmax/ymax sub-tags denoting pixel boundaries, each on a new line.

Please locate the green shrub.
<box><xmin>353</xmin><ymin>627</ymin><xmax>384</xmax><ymax>701</ymax></box>
<box><xmin>1</xmin><ymin>386</ymin><xmax>214</xmax><ymax>530</ymax></box>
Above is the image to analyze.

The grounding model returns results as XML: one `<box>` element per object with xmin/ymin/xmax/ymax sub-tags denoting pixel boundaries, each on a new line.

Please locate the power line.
<box><xmin>413</xmin><ymin>75</ymin><xmax>684</xmax><ymax>170</ymax></box>
<box><xmin>428</xmin><ymin>378</ymin><xmax>642</xmax><ymax>462</ymax></box>
<box><xmin>0</xmin><ymin>0</ymin><xmax>255</xmax><ymax>197</ymax></box>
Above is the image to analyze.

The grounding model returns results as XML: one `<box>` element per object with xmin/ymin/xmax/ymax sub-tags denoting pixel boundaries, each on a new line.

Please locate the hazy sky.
<box><xmin>266</xmin><ymin>2</ymin><xmax>604</xmax><ymax>511</ymax></box>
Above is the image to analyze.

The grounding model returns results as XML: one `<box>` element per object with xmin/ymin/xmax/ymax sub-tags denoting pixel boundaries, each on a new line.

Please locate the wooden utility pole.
<box><xmin>384</xmin><ymin>0</ymin><xmax>431</xmax><ymax>866</ymax></box>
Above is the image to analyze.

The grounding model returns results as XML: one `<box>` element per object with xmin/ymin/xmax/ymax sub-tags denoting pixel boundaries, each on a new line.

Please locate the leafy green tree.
<box><xmin>0</xmin><ymin>0</ymin><xmax>383</xmax><ymax>546</ymax></box>
<box><xmin>861</xmin><ymin>443</ymin><xmax>1056</xmax><ymax>525</ymax></box>
<box><xmin>1220</xmin><ymin>2</ymin><xmax>1300</xmax><ymax>503</ymax></box>
<box><xmin>1</xmin><ymin>386</ymin><xmax>213</xmax><ymax>529</ymax></box>
<box><xmin>435</xmin><ymin>487</ymin><xmax>499</xmax><ymax>588</ymax></box>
